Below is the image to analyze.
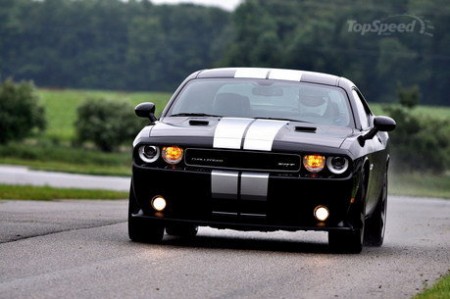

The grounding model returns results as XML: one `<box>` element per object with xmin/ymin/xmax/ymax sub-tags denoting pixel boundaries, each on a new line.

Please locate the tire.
<box><xmin>328</xmin><ymin>201</ymin><xmax>365</xmax><ymax>253</ymax></box>
<box><xmin>329</xmin><ymin>170</ymin><xmax>366</xmax><ymax>253</ymax></box>
<box><xmin>128</xmin><ymin>186</ymin><xmax>164</xmax><ymax>243</ymax></box>
<box><xmin>364</xmin><ymin>171</ymin><xmax>388</xmax><ymax>246</ymax></box>
<box><xmin>166</xmin><ymin>223</ymin><xmax>198</xmax><ymax>239</ymax></box>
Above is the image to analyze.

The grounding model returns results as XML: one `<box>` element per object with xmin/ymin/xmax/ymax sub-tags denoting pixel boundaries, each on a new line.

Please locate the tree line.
<box><xmin>1</xmin><ymin>0</ymin><xmax>449</xmax><ymax>105</ymax></box>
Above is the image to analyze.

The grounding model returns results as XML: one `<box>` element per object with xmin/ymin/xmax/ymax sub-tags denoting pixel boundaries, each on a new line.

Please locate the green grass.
<box><xmin>389</xmin><ymin>172</ymin><xmax>450</xmax><ymax>199</ymax></box>
<box><xmin>414</xmin><ymin>272</ymin><xmax>450</xmax><ymax>299</ymax></box>
<box><xmin>0</xmin><ymin>158</ymin><xmax>130</xmax><ymax>176</ymax></box>
<box><xmin>38</xmin><ymin>89</ymin><xmax>171</xmax><ymax>141</ymax></box>
<box><xmin>371</xmin><ymin>103</ymin><xmax>450</xmax><ymax>120</ymax></box>
<box><xmin>0</xmin><ymin>142</ymin><xmax>131</xmax><ymax>176</ymax></box>
<box><xmin>0</xmin><ymin>184</ymin><xmax>127</xmax><ymax>201</ymax></box>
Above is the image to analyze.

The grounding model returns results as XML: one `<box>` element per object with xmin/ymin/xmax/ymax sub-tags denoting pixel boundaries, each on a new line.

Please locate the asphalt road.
<box><xmin>0</xmin><ymin>196</ymin><xmax>449</xmax><ymax>299</ymax></box>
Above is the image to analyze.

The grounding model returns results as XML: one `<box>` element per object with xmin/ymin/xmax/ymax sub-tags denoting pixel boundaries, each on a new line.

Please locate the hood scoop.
<box><xmin>189</xmin><ymin>119</ymin><xmax>210</xmax><ymax>126</ymax></box>
<box><xmin>295</xmin><ymin>126</ymin><xmax>317</xmax><ymax>133</ymax></box>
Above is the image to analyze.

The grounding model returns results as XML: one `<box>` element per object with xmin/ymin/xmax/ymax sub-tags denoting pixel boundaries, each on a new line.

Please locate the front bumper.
<box><xmin>131</xmin><ymin>163</ymin><xmax>357</xmax><ymax>232</ymax></box>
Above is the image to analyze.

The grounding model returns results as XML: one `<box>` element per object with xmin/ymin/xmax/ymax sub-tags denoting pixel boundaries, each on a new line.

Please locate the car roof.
<box><xmin>192</xmin><ymin>67</ymin><xmax>355</xmax><ymax>90</ymax></box>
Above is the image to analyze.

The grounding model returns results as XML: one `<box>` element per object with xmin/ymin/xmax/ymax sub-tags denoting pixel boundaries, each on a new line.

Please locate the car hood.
<box><xmin>144</xmin><ymin>117</ymin><xmax>356</xmax><ymax>151</ymax></box>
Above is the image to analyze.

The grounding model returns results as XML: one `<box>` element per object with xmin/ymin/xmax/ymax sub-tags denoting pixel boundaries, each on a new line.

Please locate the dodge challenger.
<box><xmin>129</xmin><ymin>67</ymin><xmax>396</xmax><ymax>253</ymax></box>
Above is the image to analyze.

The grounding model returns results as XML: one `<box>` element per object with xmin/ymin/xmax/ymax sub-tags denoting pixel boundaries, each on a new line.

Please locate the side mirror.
<box><xmin>358</xmin><ymin>116</ymin><xmax>396</xmax><ymax>146</ymax></box>
<box><xmin>374</xmin><ymin>116</ymin><xmax>396</xmax><ymax>132</ymax></box>
<box><xmin>135</xmin><ymin>102</ymin><xmax>157</xmax><ymax>125</ymax></box>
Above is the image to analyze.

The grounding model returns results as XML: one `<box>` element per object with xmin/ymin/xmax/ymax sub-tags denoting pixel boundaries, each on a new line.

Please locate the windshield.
<box><xmin>166</xmin><ymin>79</ymin><xmax>353</xmax><ymax>127</ymax></box>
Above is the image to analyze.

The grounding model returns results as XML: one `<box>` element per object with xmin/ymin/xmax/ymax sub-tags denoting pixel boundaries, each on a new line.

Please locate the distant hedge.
<box><xmin>0</xmin><ymin>79</ymin><xmax>46</xmax><ymax>144</ymax></box>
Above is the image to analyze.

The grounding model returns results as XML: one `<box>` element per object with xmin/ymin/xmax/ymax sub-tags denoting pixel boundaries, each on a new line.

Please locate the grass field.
<box><xmin>0</xmin><ymin>184</ymin><xmax>127</xmax><ymax>200</ymax></box>
<box><xmin>370</xmin><ymin>103</ymin><xmax>450</xmax><ymax>120</ymax></box>
<box><xmin>390</xmin><ymin>172</ymin><xmax>450</xmax><ymax>199</ymax></box>
<box><xmin>39</xmin><ymin>89</ymin><xmax>171</xmax><ymax>141</ymax></box>
<box><xmin>0</xmin><ymin>142</ymin><xmax>131</xmax><ymax>176</ymax></box>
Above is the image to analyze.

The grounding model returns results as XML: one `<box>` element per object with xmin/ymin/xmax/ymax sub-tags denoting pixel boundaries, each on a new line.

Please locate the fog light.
<box><xmin>151</xmin><ymin>196</ymin><xmax>167</xmax><ymax>212</ymax></box>
<box><xmin>314</xmin><ymin>206</ymin><xmax>329</xmax><ymax>222</ymax></box>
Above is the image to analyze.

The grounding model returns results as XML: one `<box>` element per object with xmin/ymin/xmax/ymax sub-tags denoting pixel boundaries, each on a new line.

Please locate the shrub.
<box><xmin>0</xmin><ymin>78</ymin><xmax>46</xmax><ymax>144</ymax></box>
<box><xmin>75</xmin><ymin>98</ymin><xmax>143</xmax><ymax>152</ymax></box>
<box><xmin>383</xmin><ymin>86</ymin><xmax>450</xmax><ymax>174</ymax></box>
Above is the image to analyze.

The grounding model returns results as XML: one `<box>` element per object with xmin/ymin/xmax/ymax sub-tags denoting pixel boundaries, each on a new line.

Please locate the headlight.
<box><xmin>327</xmin><ymin>156</ymin><xmax>349</xmax><ymax>174</ymax></box>
<box><xmin>162</xmin><ymin>146</ymin><xmax>184</xmax><ymax>164</ymax></box>
<box><xmin>303</xmin><ymin>155</ymin><xmax>325</xmax><ymax>173</ymax></box>
<box><xmin>138</xmin><ymin>145</ymin><xmax>160</xmax><ymax>163</ymax></box>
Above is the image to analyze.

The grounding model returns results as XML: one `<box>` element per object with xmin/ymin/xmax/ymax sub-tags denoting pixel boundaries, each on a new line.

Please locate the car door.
<box><xmin>352</xmin><ymin>89</ymin><xmax>387</xmax><ymax>213</ymax></box>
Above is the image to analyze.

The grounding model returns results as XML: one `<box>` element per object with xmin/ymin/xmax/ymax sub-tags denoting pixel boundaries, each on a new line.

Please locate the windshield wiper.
<box><xmin>170</xmin><ymin>113</ymin><xmax>221</xmax><ymax>117</ymax></box>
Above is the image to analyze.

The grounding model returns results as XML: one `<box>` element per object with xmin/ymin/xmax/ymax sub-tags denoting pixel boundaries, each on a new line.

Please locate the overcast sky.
<box><xmin>150</xmin><ymin>0</ymin><xmax>243</xmax><ymax>11</ymax></box>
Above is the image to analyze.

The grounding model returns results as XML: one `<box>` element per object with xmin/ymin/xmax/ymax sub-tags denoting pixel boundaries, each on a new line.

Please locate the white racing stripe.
<box><xmin>234</xmin><ymin>68</ymin><xmax>269</xmax><ymax>79</ymax></box>
<box><xmin>240</xmin><ymin>172</ymin><xmax>269</xmax><ymax>201</ymax></box>
<box><xmin>211</xmin><ymin>118</ymin><xmax>288</xmax><ymax>202</ymax></box>
<box><xmin>213</xmin><ymin>118</ymin><xmax>253</xmax><ymax>149</ymax></box>
<box><xmin>234</xmin><ymin>68</ymin><xmax>302</xmax><ymax>81</ymax></box>
<box><xmin>268</xmin><ymin>69</ymin><xmax>303</xmax><ymax>81</ymax></box>
<box><xmin>211</xmin><ymin>170</ymin><xmax>239</xmax><ymax>199</ymax></box>
<box><xmin>243</xmin><ymin>119</ymin><xmax>287</xmax><ymax>151</ymax></box>
<box><xmin>211</xmin><ymin>171</ymin><xmax>270</xmax><ymax>201</ymax></box>
<box><xmin>214</xmin><ymin>118</ymin><xmax>287</xmax><ymax>151</ymax></box>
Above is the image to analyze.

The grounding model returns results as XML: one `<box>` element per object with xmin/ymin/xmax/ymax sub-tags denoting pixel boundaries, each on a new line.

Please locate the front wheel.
<box><xmin>364</xmin><ymin>172</ymin><xmax>388</xmax><ymax>246</ymax></box>
<box><xmin>329</xmin><ymin>170</ymin><xmax>366</xmax><ymax>253</ymax></box>
<box><xmin>329</xmin><ymin>202</ymin><xmax>364</xmax><ymax>253</ymax></box>
<box><xmin>128</xmin><ymin>214</ymin><xmax>164</xmax><ymax>243</ymax></box>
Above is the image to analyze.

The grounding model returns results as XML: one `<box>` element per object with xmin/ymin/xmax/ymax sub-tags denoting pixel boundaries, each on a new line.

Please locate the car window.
<box><xmin>168</xmin><ymin>79</ymin><xmax>353</xmax><ymax>127</ymax></box>
<box><xmin>352</xmin><ymin>89</ymin><xmax>370</xmax><ymax>129</ymax></box>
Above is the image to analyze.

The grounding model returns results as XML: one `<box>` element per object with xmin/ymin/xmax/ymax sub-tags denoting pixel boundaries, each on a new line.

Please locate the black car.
<box><xmin>129</xmin><ymin>67</ymin><xmax>396</xmax><ymax>253</ymax></box>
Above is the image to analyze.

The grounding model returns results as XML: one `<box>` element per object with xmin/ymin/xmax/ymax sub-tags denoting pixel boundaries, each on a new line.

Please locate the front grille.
<box><xmin>184</xmin><ymin>148</ymin><xmax>301</xmax><ymax>172</ymax></box>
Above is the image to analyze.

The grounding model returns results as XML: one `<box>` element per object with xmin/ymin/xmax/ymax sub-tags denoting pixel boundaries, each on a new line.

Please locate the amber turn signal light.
<box><xmin>303</xmin><ymin>154</ymin><xmax>325</xmax><ymax>173</ymax></box>
<box><xmin>162</xmin><ymin>146</ymin><xmax>184</xmax><ymax>164</ymax></box>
